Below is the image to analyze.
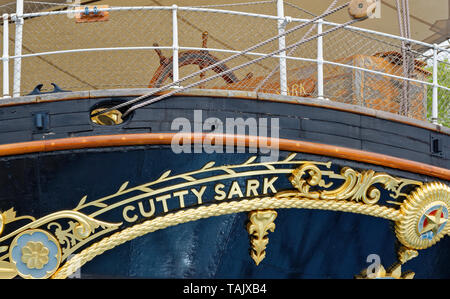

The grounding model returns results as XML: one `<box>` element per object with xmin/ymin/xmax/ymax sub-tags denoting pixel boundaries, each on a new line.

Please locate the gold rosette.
<box><xmin>395</xmin><ymin>182</ymin><xmax>450</xmax><ymax>250</ymax></box>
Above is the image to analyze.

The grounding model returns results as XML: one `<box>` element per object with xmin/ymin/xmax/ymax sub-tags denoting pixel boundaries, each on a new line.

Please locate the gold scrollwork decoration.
<box><xmin>398</xmin><ymin>246</ymin><xmax>419</xmax><ymax>264</ymax></box>
<box><xmin>290</xmin><ymin>163</ymin><xmax>422</xmax><ymax>205</ymax></box>
<box><xmin>0</xmin><ymin>155</ymin><xmax>447</xmax><ymax>279</ymax></box>
<box><xmin>46</xmin><ymin>214</ymin><xmax>121</xmax><ymax>259</ymax></box>
<box><xmin>289</xmin><ymin>164</ymin><xmax>333</xmax><ymax>198</ymax></box>
<box><xmin>0</xmin><ymin>209</ymin><xmax>121</xmax><ymax>279</ymax></box>
<box><xmin>356</xmin><ymin>263</ymin><xmax>415</xmax><ymax>279</ymax></box>
<box><xmin>247</xmin><ymin>210</ymin><xmax>277</xmax><ymax>266</ymax></box>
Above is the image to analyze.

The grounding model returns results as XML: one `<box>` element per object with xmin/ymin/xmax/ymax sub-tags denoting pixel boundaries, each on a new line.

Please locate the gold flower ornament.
<box><xmin>21</xmin><ymin>241</ymin><xmax>50</xmax><ymax>269</ymax></box>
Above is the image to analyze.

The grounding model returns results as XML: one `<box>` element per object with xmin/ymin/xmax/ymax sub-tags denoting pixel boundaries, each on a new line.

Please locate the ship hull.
<box><xmin>0</xmin><ymin>90</ymin><xmax>449</xmax><ymax>279</ymax></box>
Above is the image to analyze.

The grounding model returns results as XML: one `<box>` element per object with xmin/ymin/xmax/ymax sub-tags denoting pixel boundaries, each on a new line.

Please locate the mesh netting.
<box><xmin>0</xmin><ymin>1</ymin><xmax>447</xmax><ymax>126</ymax></box>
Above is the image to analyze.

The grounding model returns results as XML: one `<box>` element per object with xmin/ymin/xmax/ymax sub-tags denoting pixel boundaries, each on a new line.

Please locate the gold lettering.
<box><xmin>122</xmin><ymin>177</ymin><xmax>279</xmax><ymax>221</ymax></box>
<box><xmin>246</xmin><ymin>179</ymin><xmax>260</xmax><ymax>197</ymax></box>
<box><xmin>123</xmin><ymin>205</ymin><xmax>138</xmax><ymax>223</ymax></box>
<box><xmin>299</xmin><ymin>84</ymin><xmax>306</xmax><ymax>95</ymax></box>
<box><xmin>156</xmin><ymin>194</ymin><xmax>171</xmax><ymax>212</ymax></box>
<box><xmin>288</xmin><ymin>83</ymin><xmax>306</xmax><ymax>97</ymax></box>
<box><xmin>214</xmin><ymin>184</ymin><xmax>226</xmax><ymax>201</ymax></box>
<box><xmin>228</xmin><ymin>181</ymin><xmax>244</xmax><ymax>199</ymax></box>
<box><xmin>173</xmin><ymin>190</ymin><xmax>189</xmax><ymax>208</ymax></box>
<box><xmin>291</xmin><ymin>83</ymin><xmax>299</xmax><ymax>97</ymax></box>
<box><xmin>138</xmin><ymin>199</ymin><xmax>155</xmax><ymax>217</ymax></box>
<box><xmin>191</xmin><ymin>186</ymin><xmax>207</xmax><ymax>204</ymax></box>
<box><xmin>263</xmin><ymin>177</ymin><xmax>278</xmax><ymax>194</ymax></box>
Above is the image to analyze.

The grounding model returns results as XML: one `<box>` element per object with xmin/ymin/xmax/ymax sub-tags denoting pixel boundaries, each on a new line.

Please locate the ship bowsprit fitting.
<box><xmin>0</xmin><ymin>0</ymin><xmax>448</xmax><ymax>279</ymax></box>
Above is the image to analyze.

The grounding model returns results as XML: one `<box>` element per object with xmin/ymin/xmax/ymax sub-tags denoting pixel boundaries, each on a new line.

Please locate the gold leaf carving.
<box><xmin>117</xmin><ymin>181</ymin><xmax>129</xmax><ymax>193</ymax></box>
<box><xmin>221</xmin><ymin>168</ymin><xmax>236</xmax><ymax>175</ymax></box>
<box><xmin>356</xmin><ymin>263</ymin><xmax>415</xmax><ymax>279</ymax></box>
<box><xmin>290</xmin><ymin>164</ymin><xmax>331</xmax><ymax>199</ymax></box>
<box><xmin>0</xmin><ymin>208</ymin><xmax>122</xmax><ymax>266</ymax></box>
<box><xmin>75</xmin><ymin>196</ymin><xmax>88</xmax><ymax>210</ymax></box>
<box><xmin>2</xmin><ymin>208</ymin><xmax>16</xmax><ymax>224</ymax></box>
<box><xmin>264</xmin><ymin>164</ymin><xmax>275</xmax><ymax>170</ymax></box>
<box><xmin>247</xmin><ymin>210</ymin><xmax>277</xmax><ymax>266</ymax></box>
<box><xmin>284</xmin><ymin>153</ymin><xmax>297</xmax><ymax>162</ymax></box>
<box><xmin>290</xmin><ymin>164</ymin><xmax>421</xmax><ymax>205</ymax></box>
<box><xmin>136</xmin><ymin>186</ymin><xmax>154</xmax><ymax>193</ymax></box>
<box><xmin>182</xmin><ymin>175</ymin><xmax>196</xmax><ymax>182</ymax></box>
<box><xmin>158</xmin><ymin>170</ymin><xmax>171</xmax><ymax>181</ymax></box>
<box><xmin>201</xmin><ymin>161</ymin><xmax>215</xmax><ymax>169</ymax></box>
<box><xmin>90</xmin><ymin>202</ymin><xmax>108</xmax><ymax>208</ymax></box>
<box><xmin>243</xmin><ymin>156</ymin><xmax>257</xmax><ymax>165</ymax></box>
<box><xmin>398</xmin><ymin>247</ymin><xmax>419</xmax><ymax>264</ymax></box>
<box><xmin>46</xmin><ymin>213</ymin><xmax>121</xmax><ymax>259</ymax></box>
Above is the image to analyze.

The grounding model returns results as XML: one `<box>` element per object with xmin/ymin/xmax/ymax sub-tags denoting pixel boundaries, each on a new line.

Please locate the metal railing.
<box><xmin>0</xmin><ymin>1</ymin><xmax>449</xmax><ymax>126</ymax></box>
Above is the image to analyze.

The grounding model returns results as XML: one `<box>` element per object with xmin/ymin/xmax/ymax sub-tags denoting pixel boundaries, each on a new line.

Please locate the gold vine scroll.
<box><xmin>0</xmin><ymin>156</ymin><xmax>448</xmax><ymax>278</ymax></box>
<box><xmin>0</xmin><ymin>209</ymin><xmax>120</xmax><ymax>279</ymax></box>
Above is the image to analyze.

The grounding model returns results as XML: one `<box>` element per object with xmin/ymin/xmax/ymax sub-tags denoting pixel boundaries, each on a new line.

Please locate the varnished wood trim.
<box><xmin>0</xmin><ymin>133</ymin><xmax>448</xmax><ymax>180</ymax></box>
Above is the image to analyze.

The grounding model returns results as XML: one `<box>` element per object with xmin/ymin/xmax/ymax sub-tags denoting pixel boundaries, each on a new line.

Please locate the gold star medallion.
<box><xmin>395</xmin><ymin>182</ymin><xmax>450</xmax><ymax>250</ymax></box>
<box><xmin>419</xmin><ymin>205</ymin><xmax>448</xmax><ymax>239</ymax></box>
